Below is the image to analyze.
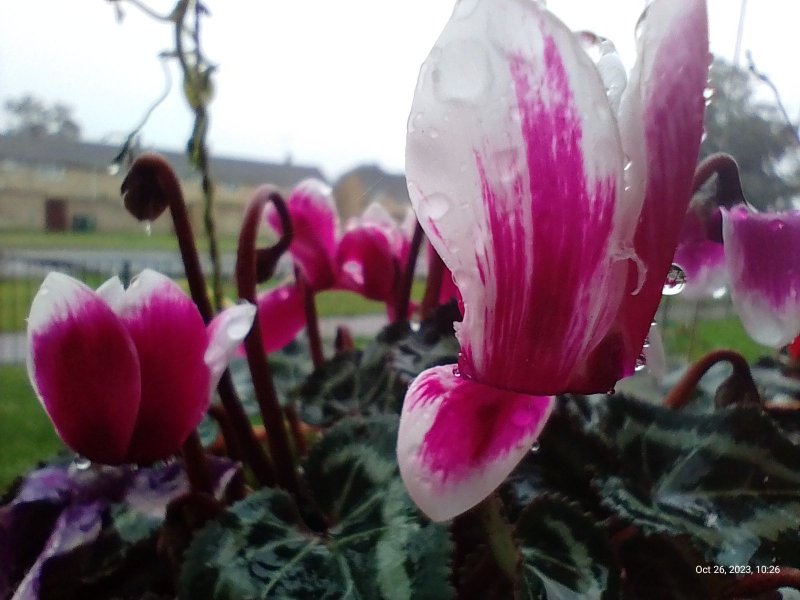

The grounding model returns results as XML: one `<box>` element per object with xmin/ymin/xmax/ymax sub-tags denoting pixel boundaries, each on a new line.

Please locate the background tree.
<box><xmin>702</xmin><ymin>59</ymin><xmax>800</xmax><ymax>210</ymax></box>
<box><xmin>3</xmin><ymin>94</ymin><xmax>82</xmax><ymax>140</ymax></box>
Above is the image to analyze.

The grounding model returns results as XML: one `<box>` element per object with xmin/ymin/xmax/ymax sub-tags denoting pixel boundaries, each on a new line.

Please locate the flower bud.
<box><xmin>121</xmin><ymin>153</ymin><xmax>174</xmax><ymax>222</ymax></box>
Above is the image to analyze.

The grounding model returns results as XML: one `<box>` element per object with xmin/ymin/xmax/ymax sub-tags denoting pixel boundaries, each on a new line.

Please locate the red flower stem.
<box><xmin>285</xmin><ymin>405</ymin><xmax>308</xmax><ymax>457</ymax></box>
<box><xmin>207</xmin><ymin>404</ymin><xmax>241</xmax><ymax>460</ymax></box>
<box><xmin>692</xmin><ymin>153</ymin><xmax>746</xmax><ymax>204</ymax></box>
<box><xmin>720</xmin><ymin>568</ymin><xmax>800</xmax><ymax>599</ymax></box>
<box><xmin>663</xmin><ymin>349</ymin><xmax>755</xmax><ymax>410</ymax></box>
<box><xmin>127</xmin><ymin>154</ymin><xmax>276</xmax><ymax>487</ymax></box>
<box><xmin>298</xmin><ymin>267</ymin><xmax>325</xmax><ymax>368</ymax></box>
<box><xmin>237</xmin><ymin>186</ymin><xmax>301</xmax><ymax>496</ymax></box>
<box><xmin>420</xmin><ymin>246</ymin><xmax>445</xmax><ymax>320</ymax></box>
<box><xmin>395</xmin><ymin>221</ymin><xmax>425</xmax><ymax>323</ymax></box>
<box><xmin>181</xmin><ymin>430</ymin><xmax>214</xmax><ymax>494</ymax></box>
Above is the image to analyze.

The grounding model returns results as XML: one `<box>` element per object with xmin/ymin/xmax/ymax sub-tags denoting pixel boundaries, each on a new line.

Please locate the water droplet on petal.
<box><xmin>342</xmin><ymin>260</ymin><xmax>364</xmax><ymax>286</ymax></box>
<box><xmin>143</xmin><ymin>220</ymin><xmax>152</xmax><ymax>236</ymax></box>
<box><xmin>711</xmin><ymin>287</ymin><xmax>727</xmax><ymax>300</ymax></box>
<box><xmin>72</xmin><ymin>456</ymin><xmax>92</xmax><ymax>471</ymax></box>
<box><xmin>452</xmin><ymin>365</ymin><xmax>461</xmax><ymax>377</ymax></box>
<box><xmin>432</xmin><ymin>39</ymin><xmax>492</xmax><ymax>105</ymax></box>
<box><xmin>770</xmin><ymin>220</ymin><xmax>786</xmax><ymax>232</ymax></box>
<box><xmin>662</xmin><ymin>264</ymin><xmax>687</xmax><ymax>296</ymax></box>
<box><xmin>634</xmin><ymin>353</ymin><xmax>647</xmax><ymax>372</ymax></box>
<box><xmin>423</xmin><ymin>193</ymin><xmax>452</xmax><ymax>220</ymax></box>
<box><xmin>530</xmin><ymin>442</ymin><xmax>540</xmax><ymax>453</ymax></box>
<box><xmin>408</xmin><ymin>112</ymin><xmax>424</xmax><ymax>134</ymax></box>
<box><xmin>429</xmin><ymin>128</ymin><xmax>440</xmax><ymax>139</ymax></box>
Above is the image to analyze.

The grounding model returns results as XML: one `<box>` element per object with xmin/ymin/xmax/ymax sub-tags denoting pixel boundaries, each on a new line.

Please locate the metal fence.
<box><xmin>0</xmin><ymin>249</ymin><xmax>236</xmax><ymax>365</ymax></box>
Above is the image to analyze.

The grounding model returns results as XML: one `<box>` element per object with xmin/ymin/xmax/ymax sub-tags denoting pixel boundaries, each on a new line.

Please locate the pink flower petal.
<box><xmin>610</xmin><ymin>0</ymin><xmax>709</xmax><ymax>369</ymax></box>
<box><xmin>26</xmin><ymin>273</ymin><xmax>140</xmax><ymax>464</ymax></box>
<box><xmin>407</xmin><ymin>0</ymin><xmax>626</xmax><ymax>395</ymax></box>
<box><xmin>336</xmin><ymin>226</ymin><xmax>400</xmax><ymax>304</ymax></box>
<box><xmin>205</xmin><ymin>302</ymin><xmax>257</xmax><ymax>393</ymax></box>
<box><xmin>723</xmin><ymin>207</ymin><xmax>800</xmax><ymax>347</ymax></box>
<box><xmin>115</xmin><ymin>270</ymin><xmax>210</xmax><ymax>463</ymax></box>
<box><xmin>255</xmin><ymin>283</ymin><xmax>306</xmax><ymax>353</ymax></box>
<box><xmin>398</xmin><ymin>365</ymin><xmax>554</xmax><ymax>522</ymax></box>
<box><xmin>267</xmin><ymin>179</ymin><xmax>339</xmax><ymax>290</ymax></box>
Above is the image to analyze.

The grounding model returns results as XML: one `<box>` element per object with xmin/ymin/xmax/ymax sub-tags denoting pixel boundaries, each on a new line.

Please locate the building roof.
<box><xmin>0</xmin><ymin>134</ymin><xmax>325</xmax><ymax>188</ymax></box>
<box><xmin>335</xmin><ymin>163</ymin><xmax>410</xmax><ymax>205</ymax></box>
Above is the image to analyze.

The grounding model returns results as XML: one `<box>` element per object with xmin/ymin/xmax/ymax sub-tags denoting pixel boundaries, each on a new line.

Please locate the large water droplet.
<box><xmin>662</xmin><ymin>264</ymin><xmax>687</xmax><ymax>296</ymax></box>
<box><xmin>408</xmin><ymin>112</ymin><xmax>424</xmax><ymax>134</ymax></box>
<box><xmin>529</xmin><ymin>441</ymin><xmax>540</xmax><ymax>453</ymax></box>
<box><xmin>634</xmin><ymin>353</ymin><xmax>647</xmax><ymax>372</ymax></box>
<box><xmin>432</xmin><ymin>39</ymin><xmax>492</xmax><ymax>105</ymax></box>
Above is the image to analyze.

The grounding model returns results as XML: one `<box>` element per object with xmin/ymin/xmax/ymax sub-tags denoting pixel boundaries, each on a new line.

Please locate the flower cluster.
<box><xmin>27</xmin><ymin>269</ymin><xmax>254</xmax><ymax>464</ymax></box>
<box><xmin>255</xmin><ymin>180</ymin><xmax>416</xmax><ymax>351</ymax></box>
<box><xmin>398</xmin><ymin>0</ymin><xmax>709</xmax><ymax>520</ymax></box>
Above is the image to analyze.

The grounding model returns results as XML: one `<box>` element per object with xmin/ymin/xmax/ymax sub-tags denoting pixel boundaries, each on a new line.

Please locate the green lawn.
<box><xmin>0</xmin><ymin>365</ymin><xmax>63</xmax><ymax>491</ymax></box>
<box><xmin>661</xmin><ymin>314</ymin><xmax>767</xmax><ymax>364</ymax></box>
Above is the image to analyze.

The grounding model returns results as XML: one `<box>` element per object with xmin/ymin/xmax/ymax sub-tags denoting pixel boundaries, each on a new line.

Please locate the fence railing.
<box><xmin>0</xmin><ymin>249</ymin><xmax>235</xmax><ymax>365</ymax></box>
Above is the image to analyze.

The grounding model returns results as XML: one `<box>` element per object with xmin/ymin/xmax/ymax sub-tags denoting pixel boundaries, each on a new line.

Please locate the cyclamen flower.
<box><xmin>27</xmin><ymin>269</ymin><xmax>255</xmax><ymax>465</ymax></box>
<box><xmin>257</xmin><ymin>180</ymin><xmax>413</xmax><ymax>351</ymax></box>
<box><xmin>673</xmin><ymin>204</ymin><xmax>728</xmax><ymax>300</ymax></box>
<box><xmin>722</xmin><ymin>206</ymin><xmax>800</xmax><ymax>347</ymax></box>
<box><xmin>399</xmin><ymin>0</ymin><xmax>708</xmax><ymax>520</ymax></box>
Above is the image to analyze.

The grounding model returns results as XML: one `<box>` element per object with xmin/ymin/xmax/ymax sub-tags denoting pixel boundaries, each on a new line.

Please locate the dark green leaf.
<box><xmin>516</xmin><ymin>495</ymin><xmax>619</xmax><ymax>600</ymax></box>
<box><xmin>181</xmin><ymin>417</ymin><xmax>453</xmax><ymax>600</ymax></box>
<box><xmin>594</xmin><ymin>396</ymin><xmax>800</xmax><ymax>565</ymax></box>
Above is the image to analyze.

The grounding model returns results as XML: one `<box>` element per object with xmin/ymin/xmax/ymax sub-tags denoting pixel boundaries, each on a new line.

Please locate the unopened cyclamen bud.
<box><xmin>121</xmin><ymin>153</ymin><xmax>175</xmax><ymax>222</ymax></box>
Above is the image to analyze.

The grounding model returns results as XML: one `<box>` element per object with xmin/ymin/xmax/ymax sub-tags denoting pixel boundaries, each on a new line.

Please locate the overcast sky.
<box><xmin>1</xmin><ymin>1</ymin><xmax>797</xmax><ymax>180</ymax></box>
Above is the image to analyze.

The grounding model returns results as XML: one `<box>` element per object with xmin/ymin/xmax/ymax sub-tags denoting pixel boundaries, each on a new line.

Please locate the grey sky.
<box><xmin>1</xmin><ymin>1</ymin><xmax>797</xmax><ymax>180</ymax></box>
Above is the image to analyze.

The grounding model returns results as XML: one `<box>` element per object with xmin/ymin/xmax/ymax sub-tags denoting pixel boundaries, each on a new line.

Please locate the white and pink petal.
<box><xmin>397</xmin><ymin>365</ymin><xmax>554</xmax><ymax>522</ymax></box>
<box><xmin>267</xmin><ymin>179</ymin><xmax>339</xmax><ymax>290</ymax></box>
<box><xmin>611</xmin><ymin>0</ymin><xmax>709</xmax><ymax>368</ymax></box>
<box><xmin>407</xmin><ymin>0</ymin><xmax>627</xmax><ymax>395</ymax></box>
<box><xmin>723</xmin><ymin>207</ymin><xmax>800</xmax><ymax>347</ymax></box>
<box><xmin>115</xmin><ymin>269</ymin><xmax>210</xmax><ymax>464</ymax></box>
<box><xmin>26</xmin><ymin>272</ymin><xmax>141</xmax><ymax>464</ymax></box>
<box><xmin>205</xmin><ymin>302</ymin><xmax>257</xmax><ymax>393</ymax></box>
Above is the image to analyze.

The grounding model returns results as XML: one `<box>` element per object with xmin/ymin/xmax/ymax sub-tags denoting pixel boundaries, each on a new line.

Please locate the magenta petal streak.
<box><xmin>397</xmin><ymin>365</ymin><xmax>554</xmax><ymax>522</ymax></box>
<box><xmin>255</xmin><ymin>284</ymin><xmax>307</xmax><ymax>353</ymax></box>
<box><xmin>461</xmin><ymin>44</ymin><xmax>618</xmax><ymax>395</ymax></box>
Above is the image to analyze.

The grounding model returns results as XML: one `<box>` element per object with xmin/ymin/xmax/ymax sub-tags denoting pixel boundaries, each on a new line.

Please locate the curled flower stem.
<box><xmin>237</xmin><ymin>186</ymin><xmax>301</xmax><ymax>495</ymax></box>
<box><xmin>663</xmin><ymin>349</ymin><xmax>758</xmax><ymax>410</ymax></box>
<box><xmin>298</xmin><ymin>268</ymin><xmax>325</xmax><ymax>369</ymax></box>
<box><xmin>719</xmin><ymin>568</ymin><xmax>800</xmax><ymax>599</ymax></box>
<box><xmin>692</xmin><ymin>153</ymin><xmax>747</xmax><ymax>207</ymax></box>
<box><xmin>395</xmin><ymin>221</ymin><xmax>425</xmax><ymax>323</ymax></box>
<box><xmin>124</xmin><ymin>154</ymin><xmax>276</xmax><ymax>487</ymax></box>
<box><xmin>420</xmin><ymin>246</ymin><xmax>445</xmax><ymax>320</ymax></box>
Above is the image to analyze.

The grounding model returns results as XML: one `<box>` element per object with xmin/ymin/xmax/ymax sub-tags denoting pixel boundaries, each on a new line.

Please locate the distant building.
<box><xmin>0</xmin><ymin>134</ymin><xmax>325</xmax><ymax>236</ymax></box>
<box><xmin>334</xmin><ymin>164</ymin><xmax>411</xmax><ymax>221</ymax></box>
